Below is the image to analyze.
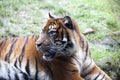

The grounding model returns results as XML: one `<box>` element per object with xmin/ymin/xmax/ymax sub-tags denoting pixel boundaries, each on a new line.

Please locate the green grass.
<box><xmin>0</xmin><ymin>0</ymin><xmax>120</xmax><ymax>78</ymax></box>
<box><xmin>91</xmin><ymin>44</ymin><xmax>112</xmax><ymax>60</ymax></box>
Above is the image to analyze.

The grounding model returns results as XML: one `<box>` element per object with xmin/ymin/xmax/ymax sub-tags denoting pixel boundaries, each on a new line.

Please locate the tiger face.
<box><xmin>36</xmin><ymin>14</ymin><xmax>80</xmax><ymax>61</ymax></box>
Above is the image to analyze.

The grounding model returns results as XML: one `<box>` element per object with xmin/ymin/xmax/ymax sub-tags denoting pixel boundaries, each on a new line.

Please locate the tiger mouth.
<box><xmin>39</xmin><ymin>41</ymin><xmax>73</xmax><ymax>61</ymax></box>
<box><xmin>43</xmin><ymin>51</ymin><xmax>56</xmax><ymax>61</ymax></box>
<box><xmin>41</xmin><ymin>44</ymin><xmax>66</xmax><ymax>61</ymax></box>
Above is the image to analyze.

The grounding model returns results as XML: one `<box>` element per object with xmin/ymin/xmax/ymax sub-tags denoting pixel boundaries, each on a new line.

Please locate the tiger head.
<box><xmin>36</xmin><ymin>14</ymin><xmax>81</xmax><ymax>61</ymax></box>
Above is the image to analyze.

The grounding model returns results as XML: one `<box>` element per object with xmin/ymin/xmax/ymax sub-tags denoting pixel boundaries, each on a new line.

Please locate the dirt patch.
<box><xmin>94</xmin><ymin>37</ymin><xmax>120</xmax><ymax>51</ymax></box>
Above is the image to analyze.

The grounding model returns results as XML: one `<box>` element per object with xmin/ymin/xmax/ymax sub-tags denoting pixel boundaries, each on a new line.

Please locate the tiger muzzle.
<box><xmin>36</xmin><ymin>37</ymin><xmax>70</xmax><ymax>61</ymax></box>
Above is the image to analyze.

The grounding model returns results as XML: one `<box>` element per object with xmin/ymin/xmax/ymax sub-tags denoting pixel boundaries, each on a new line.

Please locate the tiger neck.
<box><xmin>71</xmin><ymin>34</ymin><xmax>96</xmax><ymax>75</ymax></box>
<box><xmin>44</xmin><ymin>56</ymin><xmax>83</xmax><ymax>80</ymax></box>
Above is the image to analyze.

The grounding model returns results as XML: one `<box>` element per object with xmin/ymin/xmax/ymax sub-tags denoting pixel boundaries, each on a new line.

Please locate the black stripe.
<box><xmin>57</xmin><ymin>25</ymin><xmax>62</xmax><ymax>39</ymax></box>
<box><xmin>64</xmin><ymin>68</ymin><xmax>78</xmax><ymax>73</ymax></box>
<box><xmin>82</xmin><ymin>69</ymin><xmax>92</xmax><ymax>78</ymax></box>
<box><xmin>61</xmin><ymin>29</ymin><xmax>64</xmax><ymax>40</ymax></box>
<box><xmin>19</xmin><ymin>37</ymin><xmax>28</xmax><ymax>68</ymax></box>
<box><xmin>14</xmin><ymin>61</ymin><xmax>20</xmax><ymax>80</ymax></box>
<box><xmin>81</xmin><ymin>38</ymin><xmax>84</xmax><ymax>49</ymax></box>
<box><xmin>32</xmin><ymin>35</ymin><xmax>35</xmax><ymax>39</ymax></box>
<box><xmin>85</xmin><ymin>77</ymin><xmax>91</xmax><ymax>80</ymax></box>
<box><xmin>2</xmin><ymin>38</ymin><xmax>7</xmax><ymax>44</ymax></box>
<box><xmin>71</xmin><ymin>24</ymin><xmax>75</xmax><ymax>30</ymax></box>
<box><xmin>66</xmin><ymin>30</ymin><xmax>70</xmax><ymax>41</ymax></box>
<box><xmin>21</xmin><ymin>72</ymin><xmax>29</xmax><ymax>80</ymax></box>
<box><xmin>25</xmin><ymin>59</ymin><xmax>30</xmax><ymax>76</ymax></box>
<box><xmin>83</xmin><ymin>41</ymin><xmax>88</xmax><ymax>62</ymax></box>
<box><xmin>35</xmin><ymin>56</ymin><xmax>38</xmax><ymax>80</ymax></box>
<box><xmin>0</xmin><ymin>40</ymin><xmax>4</xmax><ymax>55</ymax></box>
<box><xmin>101</xmin><ymin>74</ymin><xmax>105</xmax><ymax>80</ymax></box>
<box><xmin>15</xmin><ymin>73</ymin><xmax>19</xmax><ymax>80</ymax></box>
<box><xmin>72</xmin><ymin>56</ymin><xmax>82</xmax><ymax>70</ymax></box>
<box><xmin>0</xmin><ymin>39</ymin><xmax>7</xmax><ymax>55</ymax></box>
<box><xmin>5</xmin><ymin>39</ymin><xmax>17</xmax><ymax>62</ymax></box>
<box><xmin>79</xmin><ymin>34</ymin><xmax>85</xmax><ymax>50</ymax></box>
<box><xmin>0</xmin><ymin>40</ymin><xmax>4</xmax><ymax>47</ymax></box>
<box><xmin>14</xmin><ymin>58</ymin><xmax>19</xmax><ymax>69</ymax></box>
<box><xmin>8</xmin><ymin>68</ymin><xmax>11</xmax><ymax>80</ymax></box>
<box><xmin>82</xmin><ymin>60</ymin><xmax>92</xmax><ymax>75</ymax></box>
<box><xmin>94</xmin><ymin>72</ymin><xmax>101</xmax><ymax>80</ymax></box>
<box><xmin>2</xmin><ymin>39</ymin><xmax>7</xmax><ymax>46</ymax></box>
<box><xmin>5</xmin><ymin>63</ymin><xmax>11</xmax><ymax>80</ymax></box>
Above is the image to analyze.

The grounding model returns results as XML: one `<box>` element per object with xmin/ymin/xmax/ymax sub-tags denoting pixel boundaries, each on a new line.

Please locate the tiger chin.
<box><xmin>36</xmin><ymin>13</ymin><xmax>112</xmax><ymax>80</ymax></box>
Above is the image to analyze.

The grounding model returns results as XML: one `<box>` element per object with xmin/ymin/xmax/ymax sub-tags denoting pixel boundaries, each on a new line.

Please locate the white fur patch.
<box><xmin>62</xmin><ymin>37</ymin><xmax>67</xmax><ymax>42</ymax></box>
<box><xmin>0</xmin><ymin>61</ymin><xmax>29</xmax><ymax>80</ymax></box>
<box><xmin>37</xmin><ymin>71</ymin><xmax>52</xmax><ymax>80</ymax></box>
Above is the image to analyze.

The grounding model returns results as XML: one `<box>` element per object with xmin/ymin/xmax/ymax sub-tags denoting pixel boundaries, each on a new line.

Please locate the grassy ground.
<box><xmin>0</xmin><ymin>0</ymin><xmax>120</xmax><ymax>79</ymax></box>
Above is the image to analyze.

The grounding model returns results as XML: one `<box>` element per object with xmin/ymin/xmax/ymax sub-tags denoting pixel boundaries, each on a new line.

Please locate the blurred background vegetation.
<box><xmin>0</xmin><ymin>0</ymin><xmax>120</xmax><ymax>79</ymax></box>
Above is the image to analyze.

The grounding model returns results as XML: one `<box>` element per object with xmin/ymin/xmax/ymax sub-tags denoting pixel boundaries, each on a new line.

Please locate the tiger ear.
<box><xmin>49</xmin><ymin>13</ymin><xmax>54</xmax><ymax>18</ymax></box>
<box><xmin>64</xmin><ymin>16</ymin><xmax>74</xmax><ymax>29</ymax></box>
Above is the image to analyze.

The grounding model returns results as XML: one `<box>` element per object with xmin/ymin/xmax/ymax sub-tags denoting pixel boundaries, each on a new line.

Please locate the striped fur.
<box><xmin>0</xmin><ymin>61</ymin><xmax>29</xmax><ymax>80</ymax></box>
<box><xmin>0</xmin><ymin>35</ymin><xmax>49</xmax><ymax>80</ymax></box>
<box><xmin>0</xmin><ymin>35</ymin><xmax>83</xmax><ymax>80</ymax></box>
<box><xmin>0</xmin><ymin>14</ymin><xmax>112</xmax><ymax>80</ymax></box>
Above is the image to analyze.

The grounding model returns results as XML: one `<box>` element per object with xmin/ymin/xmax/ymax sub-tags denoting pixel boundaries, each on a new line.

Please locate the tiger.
<box><xmin>0</xmin><ymin>13</ymin><xmax>112</xmax><ymax>80</ymax></box>
<box><xmin>36</xmin><ymin>13</ymin><xmax>112</xmax><ymax>80</ymax></box>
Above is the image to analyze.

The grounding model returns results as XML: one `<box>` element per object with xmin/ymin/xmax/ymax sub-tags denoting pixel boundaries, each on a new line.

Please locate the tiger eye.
<box><xmin>48</xmin><ymin>31</ymin><xmax>57</xmax><ymax>37</ymax></box>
